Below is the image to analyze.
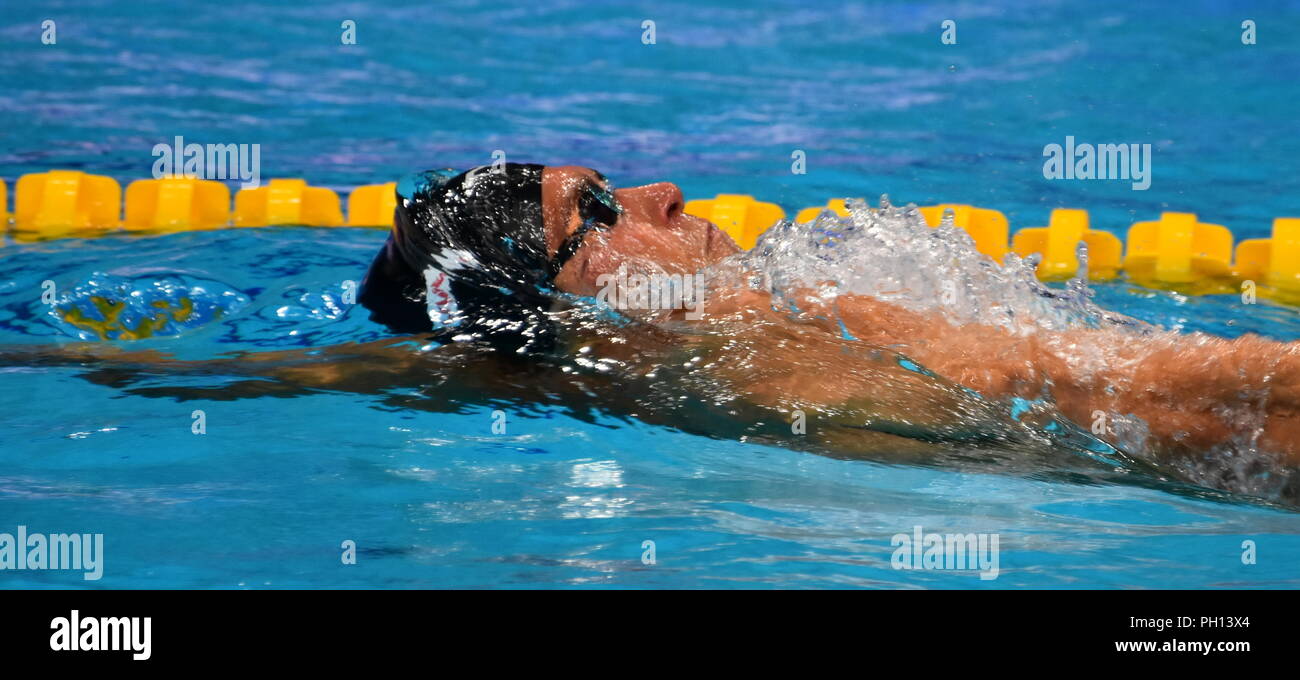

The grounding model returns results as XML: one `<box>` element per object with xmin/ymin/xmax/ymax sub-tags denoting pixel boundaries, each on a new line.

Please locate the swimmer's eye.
<box><xmin>578</xmin><ymin>182</ymin><xmax>622</xmax><ymax>228</ymax></box>
<box><xmin>549</xmin><ymin>181</ymin><xmax>623</xmax><ymax>280</ymax></box>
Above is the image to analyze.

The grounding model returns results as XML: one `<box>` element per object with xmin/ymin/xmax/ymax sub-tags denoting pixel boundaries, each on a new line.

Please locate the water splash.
<box><xmin>744</xmin><ymin>197</ymin><xmax>1148</xmax><ymax>335</ymax></box>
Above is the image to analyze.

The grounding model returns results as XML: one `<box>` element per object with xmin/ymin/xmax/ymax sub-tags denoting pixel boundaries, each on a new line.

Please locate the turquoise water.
<box><xmin>3</xmin><ymin>1</ymin><xmax>1300</xmax><ymax>588</ymax></box>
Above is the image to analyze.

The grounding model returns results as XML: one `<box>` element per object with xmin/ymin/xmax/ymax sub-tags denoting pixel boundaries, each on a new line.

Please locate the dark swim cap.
<box><xmin>358</xmin><ymin>162</ymin><xmax>560</xmax><ymax>353</ymax></box>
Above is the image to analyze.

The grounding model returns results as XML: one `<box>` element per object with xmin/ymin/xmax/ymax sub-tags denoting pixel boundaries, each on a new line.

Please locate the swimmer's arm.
<box><xmin>686</xmin><ymin>288</ymin><xmax>1024</xmax><ymax>451</ymax></box>
<box><xmin>0</xmin><ymin>339</ymin><xmax>559</xmax><ymax>408</ymax></box>
<box><xmin>1044</xmin><ymin>329</ymin><xmax>1300</xmax><ymax>460</ymax></box>
<box><xmin>815</xmin><ymin>292</ymin><xmax>1300</xmax><ymax>461</ymax></box>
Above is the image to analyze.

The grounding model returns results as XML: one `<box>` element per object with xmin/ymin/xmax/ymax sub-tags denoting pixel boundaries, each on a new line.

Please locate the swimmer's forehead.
<box><xmin>540</xmin><ymin>166</ymin><xmax>614</xmax><ymax>248</ymax></box>
<box><xmin>544</xmin><ymin>165</ymin><xmax>610</xmax><ymax>187</ymax></box>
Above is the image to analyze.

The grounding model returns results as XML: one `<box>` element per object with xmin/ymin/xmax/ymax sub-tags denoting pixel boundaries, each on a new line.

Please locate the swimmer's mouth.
<box><xmin>692</xmin><ymin>214</ymin><xmax>729</xmax><ymax>255</ymax></box>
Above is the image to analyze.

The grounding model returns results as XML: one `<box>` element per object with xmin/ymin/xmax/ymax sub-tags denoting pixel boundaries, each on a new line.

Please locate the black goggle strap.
<box><xmin>548</xmin><ymin>219</ymin><xmax>602</xmax><ymax>282</ymax></box>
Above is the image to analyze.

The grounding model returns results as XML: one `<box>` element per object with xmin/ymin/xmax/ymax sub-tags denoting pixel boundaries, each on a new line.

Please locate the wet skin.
<box><xmin>539</xmin><ymin>165</ymin><xmax>740</xmax><ymax>296</ymax></box>
<box><xmin>535</xmin><ymin>166</ymin><xmax>1300</xmax><ymax>465</ymax></box>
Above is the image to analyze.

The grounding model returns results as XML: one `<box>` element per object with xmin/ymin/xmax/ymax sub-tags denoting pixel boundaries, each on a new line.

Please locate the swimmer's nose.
<box><xmin>617</xmin><ymin>182</ymin><xmax>685</xmax><ymax>228</ymax></box>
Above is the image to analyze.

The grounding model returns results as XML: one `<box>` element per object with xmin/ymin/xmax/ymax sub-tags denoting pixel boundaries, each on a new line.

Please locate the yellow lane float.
<box><xmin>1234</xmin><ymin>217</ymin><xmax>1300</xmax><ymax>294</ymax></box>
<box><xmin>1011</xmin><ymin>208</ymin><xmax>1122</xmax><ymax>281</ymax></box>
<box><xmin>347</xmin><ymin>182</ymin><xmax>397</xmax><ymax>227</ymax></box>
<box><xmin>14</xmin><ymin>170</ymin><xmax>121</xmax><ymax>237</ymax></box>
<box><xmin>125</xmin><ymin>177</ymin><xmax>231</xmax><ymax>232</ymax></box>
<box><xmin>1122</xmin><ymin>212</ymin><xmax>1233</xmax><ymax>285</ymax></box>
<box><xmin>918</xmin><ymin>204</ymin><xmax>1009</xmax><ymax>261</ymax></box>
<box><xmin>684</xmin><ymin>194</ymin><xmax>785</xmax><ymax>250</ymax></box>
<box><xmin>234</xmin><ymin>178</ymin><xmax>343</xmax><ymax>227</ymax></box>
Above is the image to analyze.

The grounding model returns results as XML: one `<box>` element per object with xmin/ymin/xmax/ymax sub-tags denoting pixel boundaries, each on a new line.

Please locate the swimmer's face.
<box><xmin>541</xmin><ymin>166</ymin><xmax>741</xmax><ymax>296</ymax></box>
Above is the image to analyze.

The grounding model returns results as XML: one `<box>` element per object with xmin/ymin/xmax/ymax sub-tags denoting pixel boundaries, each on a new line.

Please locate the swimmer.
<box><xmin>353</xmin><ymin>163</ymin><xmax>1300</xmax><ymax>466</ymax></box>
<box><xmin>6</xmin><ymin>163</ymin><xmax>1298</xmax><ymax>498</ymax></box>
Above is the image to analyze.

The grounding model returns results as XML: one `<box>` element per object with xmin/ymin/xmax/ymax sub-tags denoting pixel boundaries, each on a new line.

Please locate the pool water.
<box><xmin>3</xmin><ymin>0</ymin><xmax>1300</xmax><ymax>588</ymax></box>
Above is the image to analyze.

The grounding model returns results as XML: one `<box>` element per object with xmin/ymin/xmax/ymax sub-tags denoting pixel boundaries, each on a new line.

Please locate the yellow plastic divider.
<box><xmin>1234</xmin><ymin>241</ymin><xmax>1268</xmax><ymax>283</ymax></box>
<box><xmin>347</xmin><ymin>182</ymin><xmax>397</xmax><ymax>227</ymax></box>
<box><xmin>124</xmin><ymin>177</ymin><xmax>231</xmax><ymax>232</ymax></box>
<box><xmin>918</xmin><ymin>204</ymin><xmax>1009</xmax><ymax>261</ymax></box>
<box><xmin>234</xmin><ymin>178</ymin><xmax>343</xmax><ymax>227</ymax></box>
<box><xmin>795</xmin><ymin>198</ymin><xmax>850</xmax><ymax>224</ymax></box>
<box><xmin>1123</xmin><ymin>212</ymin><xmax>1233</xmax><ymax>283</ymax></box>
<box><xmin>1011</xmin><ymin>209</ymin><xmax>1122</xmax><ymax>280</ymax></box>
<box><xmin>1</xmin><ymin>178</ymin><xmax>7</xmax><ymax>224</ymax></box>
<box><xmin>1234</xmin><ymin>218</ymin><xmax>1300</xmax><ymax>292</ymax></box>
<box><xmin>684</xmin><ymin>194</ymin><xmax>785</xmax><ymax>250</ymax></box>
<box><xmin>14</xmin><ymin>170</ymin><xmax>121</xmax><ymax>237</ymax></box>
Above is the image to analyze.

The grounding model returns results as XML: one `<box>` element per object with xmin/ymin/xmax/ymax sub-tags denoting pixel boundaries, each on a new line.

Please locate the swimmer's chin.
<box><xmin>702</xmin><ymin>221</ymin><xmax>742</xmax><ymax>260</ymax></box>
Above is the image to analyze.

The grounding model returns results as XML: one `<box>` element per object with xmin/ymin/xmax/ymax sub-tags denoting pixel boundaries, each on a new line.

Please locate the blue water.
<box><xmin>3</xmin><ymin>1</ymin><xmax>1300</xmax><ymax>588</ymax></box>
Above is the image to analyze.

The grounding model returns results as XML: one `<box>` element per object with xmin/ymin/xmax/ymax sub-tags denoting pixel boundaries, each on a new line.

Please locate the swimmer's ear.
<box><xmin>396</xmin><ymin>168</ymin><xmax>460</xmax><ymax>202</ymax></box>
